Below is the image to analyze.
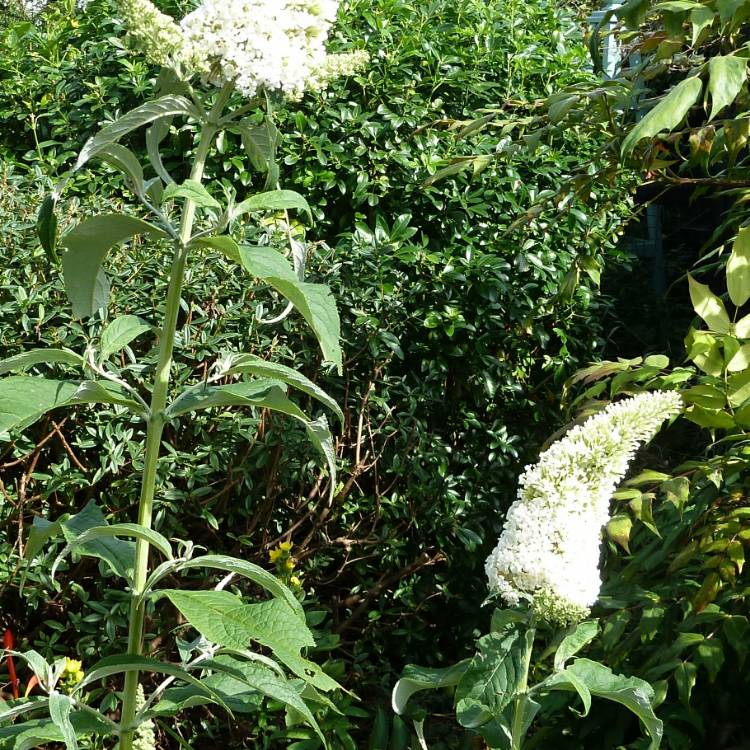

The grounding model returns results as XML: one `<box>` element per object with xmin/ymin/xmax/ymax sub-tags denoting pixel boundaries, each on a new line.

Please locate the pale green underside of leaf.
<box><xmin>61</xmin><ymin>213</ymin><xmax>168</xmax><ymax>318</ymax></box>
<box><xmin>392</xmin><ymin>660</ymin><xmax>470</xmax><ymax>714</ymax></box>
<box><xmin>0</xmin><ymin>349</ymin><xmax>84</xmax><ymax>376</ymax></box>
<box><xmin>239</xmin><ymin>245</ymin><xmax>342</xmax><ymax>373</ymax></box>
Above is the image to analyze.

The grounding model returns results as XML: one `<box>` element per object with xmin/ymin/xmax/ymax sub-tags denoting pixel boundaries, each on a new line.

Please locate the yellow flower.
<box><xmin>282</xmin><ymin>558</ymin><xmax>296</xmax><ymax>572</ymax></box>
<box><xmin>62</xmin><ymin>657</ymin><xmax>84</xmax><ymax>685</ymax></box>
<box><xmin>290</xmin><ymin>576</ymin><xmax>301</xmax><ymax>587</ymax></box>
<box><xmin>269</xmin><ymin>541</ymin><xmax>294</xmax><ymax>564</ymax></box>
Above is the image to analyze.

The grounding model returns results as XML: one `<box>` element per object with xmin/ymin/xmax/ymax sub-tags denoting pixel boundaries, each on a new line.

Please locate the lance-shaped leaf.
<box><xmin>305</xmin><ymin>415</ymin><xmax>337</xmax><ymax>502</ymax></box>
<box><xmin>554</xmin><ymin>620</ymin><xmax>599</xmax><ymax>671</ymax></box>
<box><xmin>727</xmin><ymin>225</ymin><xmax>750</xmax><ymax>308</ymax></box>
<box><xmin>539</xmin><ymin>658</ymin><xmax>663</xmax><ymax>750</ymax></box>
<box><xmin>75</xmin><ymin>95</ymin><xmax>199</xmax><ymax>171</ymax></box>
<box><xmin>621</xmin><ymin>77</ymin><xmax>703</xmax><ymax>156</ymax></box>
<box><xmin>0</xmin><ymin>349</ymin><xmax>84</xmax><ymax>376</ymax></box>
<box><xmin>392</xmin><ymin>661</ymin><xmax>470</xmax><ymax>714</ymax></box>
<box><xmin>0</xmin><ymin>377</ymin><xmax>80</xmax><ymax>433</ymax></box>
<box><xmin>235</xmin><ymin>116</ymin><xmax>280</xmax><ymax>189</ymax></box>
<box><xmin>688</xmin><ymin>274</ymin><xmax>731</xmax><ymax>332</ymax></box>
<box><xmin>58</xmin><ymin>501</ymin><xmax>136</xmax><ymax>581</ymax></box>
<box><xmin>175</xmin><ymin>554</ymin><xmax>304</xmax><ymax>619</ymax></box>
<box><xmin>146</xmin><ymin>116</ymin><xmax>174</xmax><ymax>185</ymax></box>
<box><xmin>163</xmin><ymin>179</ymin><xmax>221</xmax><ymax>210</ymax></box>
<box><xmin>708</xmin><ymin>55</ymin><xmax>747</xmax><ymax>121</ymax></box>
<box><xmin>239</xmin><ymin>245</ymin><xmax>342</xmax><ymax>372</ymax></box>
<box><xmin>454</xmin><ymin>627</ymin><xmax>529</xmax><ymax>728</ymax></box>
<box><xmin>232</xmin><ymin>190</ymin><xmax>311</xmax><ymax>221</ymax></box>
<box><xmin>166</xmin><ymin>379</ymin><xmax>304</xmax><ymax>420</ymax></box>
<box><xmin>0</xmin><ymin>712</ymin><xmax>112</xmax><ymax>750</ymax></box>
<box><xmin>52</xmin><ymin>523</ymin><xmax>172</xmax><ymax>580</ymax></box>
<box><xmin>37</xmin><ymin>194</ymin><xmax>59</xmax><ymax>263</ymax></box>
<box><xmin>76</xmin><ymin>655</ymin><xmax>230</xmax><ymax>717</ymax></box>
<box><xmin>201</xmin><ymin>656</ymin><xmax>325</xmax><ymax>745</ymax></box>
<box><xmin>61</xmin><ymin>214</ymin><xmax>168</xmax><ymax>318</ymax></box>
<box><xmin>72</xmin><ymin>380</ymin><xmax>146</xmax><ymax>414</ymax></box>
<box><xmin>0</xmin><ymin>696</ymin><xmax>48</xmax><ymax>723</ymax></box>
<box><xmin>190</xmin><ymin>235</ymin><xmax>242</xmax><ymax>264</ymax></box>
<box><xmin>99</xmin><ymin>315</ymin><xmax>151</xmax><ymax>362</ymax></box>
<box><xmin>95</xmin><ymin>143</ymin><xmax>146</xmax><ymax>200</ymax></box>
<box><xmin>49</xmin><ymin>693</ymin><xmax>78</xmax><ymax>750</ymax></box>
<box><xmin>224</xmin><ymin>353</ymin><xmax>342</xmax><ymax>421</ymax></box>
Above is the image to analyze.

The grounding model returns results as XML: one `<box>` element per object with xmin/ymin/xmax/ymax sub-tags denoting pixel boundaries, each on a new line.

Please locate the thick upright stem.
<box><xmin>510</xmin><ymin>624</ymin><xmax>536</xmax><ymax>750</ymax></box>
<box><xmin>119</xmin><ymin>86</ymin><xmax>231</xmax><ymax>750</ymax></box>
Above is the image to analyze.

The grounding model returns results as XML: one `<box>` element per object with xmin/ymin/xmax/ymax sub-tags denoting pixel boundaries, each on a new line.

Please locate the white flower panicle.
<box><xmin>116</xmin><ymin>0</ymin><xmax>364</xmax><ymax>98</ymax></box>
<box><xmin>132</xmin><ymin>684</ymin><xmax>157</xmax><ymax>750</ymax></box>
<box><xmin>484</xmin><ymin>391</ymin><xmax>682</xmax><ymax>626</ymax></box>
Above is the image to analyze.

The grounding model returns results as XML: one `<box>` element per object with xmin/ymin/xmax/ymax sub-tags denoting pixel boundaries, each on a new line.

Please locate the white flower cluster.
<box><xmin>116</xmin><ymin>0</ymin><xmax>366</xmax><ymax>98</ymax></box>
<box><xmin>484</xmin><ymin>391</ymin><xmax>682</xmax><ymax>626</ymax></box>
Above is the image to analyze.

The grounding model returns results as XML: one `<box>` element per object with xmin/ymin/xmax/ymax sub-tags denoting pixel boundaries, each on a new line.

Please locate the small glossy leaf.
<box><xmin>99</xmin><ymin>315</ymin><xmax>151</xmax><ymax>362</ymax></box>
<box><xmin>0</xmin><ymin>349</ymin><xmax>84</xmax><ymax>376</ymax></box>
<box><xmin>392</xmin><ymin>661</ymin><xmax>470</xmax><ymax>714</ymax></box>
<box><xmin>673</xmin><ymin>662</ymin><xmax>697</xmax><ymax>705</ymax></box>
<box><xmin>688</xmin><ymin>274</ymin><xmax>731</xmax><ymax>333</ymax></box>
<box><xmin>61</xmin><ymin>214</ymin><xmax>168</xmax><ymax>318</ymax></box>
<box><xmin>606</xmin><ymin>514</ymin><xmax>633</xmax><ymax>552</ymax></box>
<box><xmin>75</xmin><ymin>95</ymin><xmax>198</xmax><ymax>171</ymax></box>
<box><xmin>163</xmin><ymin>179</ymin><xmax>221</xmax><ymax>210</ymax></box>
<box><xmin>690</xmin><ymin>5</ymin><xmax>715</xmax><ymax>43</ymax></box>
<box><xmin>239</xmin><ymin>245</ymin><xmax>342</xmax><ymax>371</ymax></box>
<box><xmin>727</xmin><ymin>225</ymin><xmax>750</xmax><ymax>307</ymax></box>
<box><xmin>622</xmin><ymin>77</ymin><xmax>703</xmax><ymax>156</ymax></box>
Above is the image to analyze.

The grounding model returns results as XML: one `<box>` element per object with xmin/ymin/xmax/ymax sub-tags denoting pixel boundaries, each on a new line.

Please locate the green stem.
<box><xmin>119</xmin><ymin>84</ymin><xmax>232</xmax><ymax>750</ymax></box>
<box><xmin>510</xmin><ymin>622</ymin><xmax>536</xmax><ymax>750</ymax></box>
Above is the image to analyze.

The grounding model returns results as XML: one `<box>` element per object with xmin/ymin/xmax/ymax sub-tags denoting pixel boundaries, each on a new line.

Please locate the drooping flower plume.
<box><xmin>116</xmin><ymin>0</ymin><xmax>367</xmax><ymax>98</ymax></box>
<box><xmin>484</xmin><ymin>391</ymin><xmax>682</xmax><ymax>625</ymax></box>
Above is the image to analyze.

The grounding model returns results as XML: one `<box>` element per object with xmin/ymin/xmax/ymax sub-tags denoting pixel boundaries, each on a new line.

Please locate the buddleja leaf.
<box><xmin>49</xmin><ymin>693</ymin><xmax>78</xmax><ymax>750</ymax></box>
<box><xmin>392</xmin><ymin>661</ymin><xmax>470</xmax><ymax>714</ymax></box>
<box><xmin>61</xmin><ymin>214</ymin><xmax>168</xmax><ymax>318</ymax></box>
<box><xmin>99</xmin><ymin>315</ymin><xmax>151</xmax><ymax>362</ymax></box>
<box><xmin>239</xmin><ymin>245</ymin><xmax>342</xmax><ymax>372</ymax></box>
<box><xmin>0</xmin><ymin>349</ymin><xmax>84</xmax><ymax>376</ymax></box>
<box><xmin>454</xmin><ymin>626</ymin><xmax>528</xmax><ymax>728</ymax></box>
<box><xmin>541</xmin><ymin>658</ymin><xmax>663</xmax><ymax>750</ymax></box>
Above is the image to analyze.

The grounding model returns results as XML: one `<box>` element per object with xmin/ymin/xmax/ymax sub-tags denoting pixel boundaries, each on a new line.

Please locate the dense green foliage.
<box><xmin>0</xmin><ymin>0</ymin><xmax>642</xmax><ymax>746</ymax></box>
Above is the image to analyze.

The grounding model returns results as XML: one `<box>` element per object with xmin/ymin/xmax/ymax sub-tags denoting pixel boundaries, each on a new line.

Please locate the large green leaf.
<box><xmin>190</xmin><ymin>235</ymin><xmax>242</xmax><ymax>264</ymax></box>
<box><xmin>166</xmin><ymin>380</ymin><xmax>303</xmax><ymax>419</ymax></box>
<box><xmin>0</xmin><ymin>712</ymin><xmax>111</xmax><ymax>750</ymax></box>
<box><xmin>94</xmin><ymin>143</ymin><xmax>146</xmax><ymax>200</ymax></box>
<box><xmin>305</xmin><ymin>415</ymin><xmax>337</xmax><ymax>501</ymax></box>
<box><xmin>61</xmin><ymin>214</ymin><xmax>168</xmax><ymax>318</ymax></box>
<box><xmin>53</xmin><ymin>523</ymin><xmax>172</xmax><ymax>579</ymax></box>
<box><xmin>454</xmin><ymin>627</ymin><xmax>528</xmax><ymax>728</ymax></box>
<box><xmin>99</xmin><ymin>315</ymin><xmax>151</xmax><ymax>361</ymax></box>
<box><xmin>727</xmin><ymin>225</ymin><xmax>750</xmax><ymax>308</ymax></box>
<box><xmin>163</xmin><ymin>179</ymin><xmax>221</xmax><ymax>210</ymax></box>
<box><xmin>239</xmin><ymin>245</ymin><xmax>342</xmax><ymax>372</ymax></box>
<box><xmin>688</xmin><ymin>274</ymin><xmax>731</xmax><ymax>333</ymax></box>
<box><xmin>708</xmin><ymin>55</ymin><xmax>747</xmax><ymax>120</ymax></box>
<box><xmin>202</xmin><ymin>656</ymin><xmax>324</xmax><ymax>744</ymax></box>
<box><xmin>176</xmin><ymin>554</ymin><xmax>304</xmax><ymax>618</ymax></box>
<box><xmin>392</xmin><ymin>661</ymin><xmax>470</xmax><ymax>714</ymax></box>
<box><xmin>553</xmin><ymin>621</ymin><xmax>599</xmax><ymax>671</ymax></box>
<box><xmin>621</xmin><ymin>77</ymin><xmax>703</xmax><ymax>156</ymax></box>
<box><xmin>0</xmin><ymin>349</ymin><xmax>84</xmax><ymax>376</ymax></box>
<box><xmin>48</xmin><ymin>693</ymin><xmax>78</xmax><ymax>750</ymax></box>
<box><xmin>75</xmin><ymin>95</ymin><xmax>198</xmax><ymax>171</ymax></box>
<box><xmin>0</xmin><ymin>377</ymin><xmax>80</xmax><ymax>433</ymax></box>
<box><xmin>223</xmin><ymin>353</ymin><xmax>343</xmax><ymax>422</ymax></box>
<box><xmin>58</xmin><ymin>501</ymin><xmax>136</xmax><ymax>581</ymax></box>
<box><xmin>161</xmin><ymin>590</ymin><xmax>315</xmax><ymax>653</ymax></box>
<box><xmin>77</xmin><ymin>655</ymin><xmax>230</xmax><ymax>716</ymax></box>
<box><xmin>232</xmin><ymin>190</ymin><xmax>311</xmax><ymax>221</ymax></box>
<box><xmin>542</xmin><ymin>658</ymin><xmax>663</xmax><ymax>750</ymax></box>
